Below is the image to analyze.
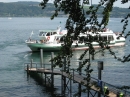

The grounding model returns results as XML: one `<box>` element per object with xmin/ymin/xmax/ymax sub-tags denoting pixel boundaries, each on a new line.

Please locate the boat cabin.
<box><xmin>38</xmin><ymin>30</ymin><xmax>58</xmax><ymax>40</ymax></box>
<box><xmin>77</xmin><ymin>30</ymin><xmax>117</xmax><ymax>44</ymax></box>
<box><xmin>38</xmin><ymin>26</ymin><xmax>61</xmax><ymax>40</ymax></box>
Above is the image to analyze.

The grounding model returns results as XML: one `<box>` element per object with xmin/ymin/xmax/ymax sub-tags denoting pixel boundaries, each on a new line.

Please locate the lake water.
<box><xmin>0</xmin><ymin>17</ymin><xmax>130</xmax><ymax>97</ymax></box>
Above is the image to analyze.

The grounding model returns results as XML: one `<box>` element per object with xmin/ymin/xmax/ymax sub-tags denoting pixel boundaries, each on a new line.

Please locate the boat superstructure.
<box><xmin>25</xmin><ymin>27</ymin><xmax>125</xmax><ymax>52</ymax></box>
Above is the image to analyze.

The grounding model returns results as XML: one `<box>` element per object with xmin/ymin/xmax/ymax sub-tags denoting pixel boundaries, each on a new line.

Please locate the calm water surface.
<box><xmin>0</xmin><ymin>17</ymin><xmax>130</xmax><ymax>97</ymax></box>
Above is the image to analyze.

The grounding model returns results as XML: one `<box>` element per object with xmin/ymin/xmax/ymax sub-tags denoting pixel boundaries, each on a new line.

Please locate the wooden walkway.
<box><xmin>24</xmin><ymin>50</ymin><xmax>130</xmax><ymax>97</ymax></box>
<box><xmin>25</xmin><ymin>66</ymin><xmax>128</xmax><ymax>97</ymax></box>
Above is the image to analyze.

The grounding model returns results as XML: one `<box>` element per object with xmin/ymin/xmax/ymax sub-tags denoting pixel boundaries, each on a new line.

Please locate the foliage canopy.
<box><xmin>40</xmin><ymin>0</ymin><xmax>130</xmax><ymax>61</ymax></box>
<box><xmin>40</xmin><ymin>0</ymin><xmax>130</xmax><ymax>92</ymax></box>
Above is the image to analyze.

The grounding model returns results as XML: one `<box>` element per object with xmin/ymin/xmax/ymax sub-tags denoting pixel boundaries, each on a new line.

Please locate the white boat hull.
<box><xmin>26</xmin><ymin>27</ymin><xmax>126</xmax><ymax>52</ymax></box>
<box><xmin>26</xmin><ymin>41</ymin><xmax>125</xmax><ymax>52</ymax></box>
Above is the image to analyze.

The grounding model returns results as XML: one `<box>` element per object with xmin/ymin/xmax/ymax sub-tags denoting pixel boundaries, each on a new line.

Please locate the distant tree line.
<box><xmin>0</xmin><ymin>1</ymin><xmax>129</xmax><ymax>18</ymax></box>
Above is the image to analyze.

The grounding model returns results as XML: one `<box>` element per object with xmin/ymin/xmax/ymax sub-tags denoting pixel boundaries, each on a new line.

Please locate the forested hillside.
<box><xmin>0</xmin><ymin>1</ymin><xmax>57</xmax><ymax>17</ymax></box>
<box><xmin>0</xmin><ymin>1</ymin><xmax>129</xmax><ymax>17</ymax></box>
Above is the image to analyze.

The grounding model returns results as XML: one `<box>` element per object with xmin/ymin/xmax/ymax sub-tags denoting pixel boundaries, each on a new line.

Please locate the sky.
<box><xmin>0</xmin><ymin>0</ymin><xmax>129</xmax><ymax>8</ymax></box>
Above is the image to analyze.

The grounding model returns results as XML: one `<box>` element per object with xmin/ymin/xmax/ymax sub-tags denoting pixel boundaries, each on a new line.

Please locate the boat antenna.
<box><xmin>57</xmin><ymin>21</ymin><xmax>61</xmax><ymax>30</ymax></box>
<box><xmin>29</xmin><ymin>31</ymin><xmax>34</xmax><ymax>39</ymax></box>
<box><xmin>59</xmin><ymin>21</ymin><xmax>61</xmax><ymax>28</ymax></box>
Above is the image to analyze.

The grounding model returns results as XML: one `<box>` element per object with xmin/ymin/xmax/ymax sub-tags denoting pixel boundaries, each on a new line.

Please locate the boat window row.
<box><xmin>39</xmin><ymin>31</ymin><xmax>57</xmax><ymax>36</ymax></box>
<box><xmin>46</xmin><ymin>32</ymin><xmax>57</xmax><ymax>36</ymax></box>
<box><xmin>56</xmin><ymin>35</ymin><xmax>114</xmax><ymax>43</ymax></box>
<box><xmin>39</xmin><ymin>32</ymin><xmax>46</xmax><ymax>36</ymax></box>
<box><xmin>77</xmin><ymin>35</ymin><xmax>114</xmax><ymax>42</ymax></box>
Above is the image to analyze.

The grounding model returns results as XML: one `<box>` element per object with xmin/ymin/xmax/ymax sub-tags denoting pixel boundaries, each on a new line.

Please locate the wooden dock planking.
<box><xmin>25</xmin><ymin>67</ymin><xmax>117</xmax><ymax>96</ymax></box>
<box><xmin>24</xmin><ymin>50</ymin><xmax>130</xmax><ymax>97</ymax></box>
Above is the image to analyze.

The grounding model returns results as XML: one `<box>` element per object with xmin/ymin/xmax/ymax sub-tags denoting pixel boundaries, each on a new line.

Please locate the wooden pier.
<box><xmin>24</xmin><ymin>51</ymin><xmax>130</xmax><ymax>97</ymax></box>
<box><xmin>25</xmin><ymin>64</ymin><xmax>130</xmax><ymax>97</ymax></box>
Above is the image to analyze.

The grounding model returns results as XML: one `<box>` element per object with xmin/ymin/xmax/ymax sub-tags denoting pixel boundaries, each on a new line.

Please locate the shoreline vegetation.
<box><xmin>0</xmin><ymin>1</ymin><xmax>129</xmax><ymax>18</ymax></box>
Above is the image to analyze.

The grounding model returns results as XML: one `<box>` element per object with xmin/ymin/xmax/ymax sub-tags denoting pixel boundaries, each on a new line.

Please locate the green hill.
<box><xmin>0</xmin><ymin>1</ymin><xmax>129</xmax><ymax>18</ymax></box>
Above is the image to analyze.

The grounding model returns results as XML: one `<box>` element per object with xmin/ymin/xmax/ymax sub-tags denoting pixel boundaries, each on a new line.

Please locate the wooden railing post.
<box><xmin>61</xmin><ymin>57</ymin><xmax>67</xmax><ymax>96</ymax></box>
<box><xmin>51</xmin><ymin>52</ymin><xmax>54</xmax><ymax>89</ymax></box>
<box><xmin>98</xmin><ymin>61</ymin><xmax>103</xmax><ymax>97</ymax></box>
<box><xmin>78</xmin><ymin>61</ymin><xmax>82</xmax><ymax>97</ymax></box>
<box><xmin>40</xmin><ymin>49</ymin><xmax>44</xmax><ymax>68</ymax></box>
<box><xmin>27</xmin><ymin>64</ymin><xmax>29</xmax><ymax>74</ymax></box>
<box><xmin>30</xmin><ymin>59</ymin><xmax>33</xmax><ymax>68</ymax></box>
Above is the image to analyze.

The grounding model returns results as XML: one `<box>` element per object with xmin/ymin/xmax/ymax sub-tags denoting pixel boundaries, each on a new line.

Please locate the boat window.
<box><xmin>99</xmin><ymin>36</ymin><xmax>102</xmax><ymax>41</ymax></box>
<box><xmin>93</xmin><ymin>35</ymin><xmax>98</xmax><ymax>41</ymax></box>
<box><xmin>53</xmin><ymin>32</ymin><xmax>57</xmax><ymax>35</ymax></box>
<box><xmin>84</xmin><ymin>36</ymin><xmax>88</xmax><ymax>42</ymax></box>
<box><xmin>39</xmin><ymin>32</ymin><xmax>46</xmax><ymax>36</ymax></box>
<box><xmin>50</xmin><ymin>32</ymin><xmax>53</xmax><ymax>35</ymax></box>
<box><xmin>108</xmin><ymin>35</ymin><xmax>114</xmax><ymax>41</ymax></box>
<box><xmin>79</xmin><ymin>36</ymin><xmax>84</xmax><ymax>43</ymax></box>
<box><xmin>46</xmin><ymin>32</ymin><xmax>51</xmax><ymax>36</ymax></box>
<box><xmin>60</xmin><ymin>37</ymin><xmax>64</xmax><ymax>42</ymax></box>
<box><xmin>39</xmin><ymin>32</ymin><xmax>43</xmax><ymax>36</ymax></box>
<box><xmin>102</xmin><ymin>36</ymin><xmax>107</xmax><ymax>41</ymax></box>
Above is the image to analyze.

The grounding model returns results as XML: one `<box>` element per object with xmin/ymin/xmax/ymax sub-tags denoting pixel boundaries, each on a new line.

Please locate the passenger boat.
<box><xmin>25</xmin><ymin>27</ymin><xmax>125</xmax><ymax>52</ymax></box>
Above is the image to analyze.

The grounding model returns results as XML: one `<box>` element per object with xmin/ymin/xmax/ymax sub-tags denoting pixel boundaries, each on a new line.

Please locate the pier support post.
<box><xmin>27</xmin><ymin>64</ymin><xmax>29</xmax><ymax>74</ymax></box>
<box><xmin>78</xmin><ymin>61</ymin><xmax>82</xmax><ymax>97</ymax></box>
<box><xmin>26</xmin><ymin>64</ymin><xmax>30</xmax><ymax>80</ymax></box>
<box><xmin>70</xmin><ymin>78</ymin><xmax>72</xmax><ymax>97</ymax></box>
<box><xmin>30</xmin><ymin>59</ymin><xmax>33</xmax><ymax>68</ymax></box>
<box><xmin>51</xmin><ymin>52</ymin><xmax>54</xmax><ymax>89</ymax></box>
<box><xmin>61</xmin><ymin>57</ymin><xmax>67</xmax><ymax>96</ymax></box>
<box><xmin>45</xmin><ymin>74</ymin><xmax>46</xmax><ymax>86</ymax></box>
<box><xmin>97</xmin><ymin>61</ymin><xmax>103</xmax><ymax>97</ymax></box>
<box><xmin>40</xmin><ymin>49</ymin><xmax>44</xmax><ymax>68</ymax></box>
<box><xmin>63</xmin><ymin>57</ymin><xmax>67</xmax><ymax>92</ymax></box>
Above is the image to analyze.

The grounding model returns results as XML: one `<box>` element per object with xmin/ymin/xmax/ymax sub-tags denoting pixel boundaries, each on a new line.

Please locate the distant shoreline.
<box><xmin>0</xmin><ymin>1</ymin><xmax>129</xmax><ymax>18</ymax></box>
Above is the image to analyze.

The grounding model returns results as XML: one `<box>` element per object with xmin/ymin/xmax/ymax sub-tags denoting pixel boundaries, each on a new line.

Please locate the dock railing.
<box><xmin>24</xmin><ymin>60</ymin><xmax>130</xmax><ymax>97</ymax></box>
<box><xmin>24</xmin><ymin>49</ymin><xmax>130</xmax><ymax>97</ymax></box>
